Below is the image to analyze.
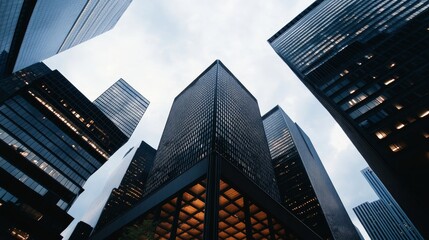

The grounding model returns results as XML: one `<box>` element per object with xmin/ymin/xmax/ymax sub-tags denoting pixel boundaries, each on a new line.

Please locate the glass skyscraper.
<box><xmin>263</xmin><ymin>106</ymin><xmax>359</xmax><ymax>240</ymax></box>
<box><xmin>269</xmin><ymin>1</ymin><xmax>429</xmax><ymax>236</ymax></box>
<box><xmin>94</xmin><ymin>141</ymin><xmax>156</xmax><ymax>231</ymax></box>
<box><xmin>91</xmin><ymin>60</ymin><xmax>320</xmax><ymax>240</ymax></box>
<box><xmin>0</xmin><ymin>62</ymin><xmax>128</xmax><ymax>239</ymax></box>
<box><xmin>94</xmin><ymin>78</ymin><xmax>149</xmax><ymax>138</ymax></box>
<box><xmin>353</xmin><ymin>167</ymin><xmax>423</xmax><ymax>240</ymax></box>
<box><xmin>0</xmin><ymin>0</ymin><xmax>132</xmax><ymax>77</ymax></box>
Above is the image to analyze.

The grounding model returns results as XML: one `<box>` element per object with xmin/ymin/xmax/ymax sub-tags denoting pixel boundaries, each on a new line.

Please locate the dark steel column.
<box><xmin>169</xmin><ymin>192</ymin><xmax>183</xmax><ymax>240</ymax></box>
<box><xmin>267</xmin><ymin>215</ymin><xmax>276</xmax><ymax>240</ymax></box>
<box><xmin>203</xmin><ymin>154</ymin><xmax>220</xmax><ymax>240</ymax></box>
<box><xmin>244</xmin><ymin>198</ymin><xmax>254</xmax><ymax>240</ymax></box>
<box><xmin>203</xmin><ymin>61</ymin><xmax>221</xmax><ymax>240</ymax></box>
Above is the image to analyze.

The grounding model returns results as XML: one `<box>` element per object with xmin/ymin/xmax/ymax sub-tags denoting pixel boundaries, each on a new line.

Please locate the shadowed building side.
<box><xmin>263</xmin><ymin>106</ymin><xmax>359</xmax><ymax>240</ymax></box>
<box><xmin>269</xmin><ymin>1</ymin><xmax>429</xmax><ymax>236</ymax></box>
<box><xmin>0</xmin><ymin>63</ymin><xmax>129</xmax><ymax>239</ymax></box>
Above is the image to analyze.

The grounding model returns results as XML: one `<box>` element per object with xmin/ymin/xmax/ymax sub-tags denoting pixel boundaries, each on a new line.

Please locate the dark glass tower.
<box><xmin>0</xmin><ymin>0</ymin><xmax>132</xmax><ymax>77</ymax></box>
<box><xmin>262</xmin><ymin>106</ymin><xmax>359</xmax><ymax>240</ymax></box>
<box><xmin>91</xmin><ymin>60</ymin><xmax>321</xmax><ymax>240</ymax></box>
<box><xmin>353</xmin><ymin>167</ymin><xmax>423</xmax><ymax>240</ymax></box>
<box><xmin>268</xmin><ymin>1</ymin><xmax>429</xmax><ymax>236</ymax></box>
<box><xmin>94</xmin><ymin>141</ymin><xmax>156</xmax><ymax>231</ymax></box>
<box><xmin>0</xmin><ymin>62</ymin><xmax>128</xmax><ymax>239</ymax></box>
<box><xmin>69</xmin><ymin>221</ymin><xmax>93</xmax><ymax>240</ymax></box>
<box><xmin>94</xmin><ymin>79</ymin><xmax>149</xmax><ymax>138</ymax></box>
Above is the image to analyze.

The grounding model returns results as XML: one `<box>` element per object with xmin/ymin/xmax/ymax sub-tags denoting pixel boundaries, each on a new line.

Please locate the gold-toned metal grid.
<box><xmin>249</xmin><ymin>202</ymin><xmax>271</xmax><ymax>239</ymax></box>
<box><xmin>120</xmin><ymin>179</ymin><xmax>295</xmax><ymax>239</ymax></box>
<box><xmin>218</xmin><ymin>180</ymin><xmax>247</xmax><ymax>240</ymax></box>
<box><xmin>175</xmin><ymin>181</ymin><xmax>206</xmax><ymax>240</ymax></box>
<box><xmin>154</xmin><ymin>197</ymin><xmax>177</xmax><ymax>239</ymax></box>
<box><xmin>272</xmin><ymin>218</ymin><xmax>288</xmax><ymax>240</ymax></box>
<box><xmin>218</xmin><ymin>180</ymin><xmax>295</xmax><ymax>240</ymax></box>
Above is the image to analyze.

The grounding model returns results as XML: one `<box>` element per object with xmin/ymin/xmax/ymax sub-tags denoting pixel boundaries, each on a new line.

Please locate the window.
<box><xmin>375</xmin><ymin>130</ymin><xmax>389</xmax><ymax>139</ymax></box>
<box><xmin>389</xmin><ymin>143</ymin><xmax>405</xmax><ymax>152</ymax></box>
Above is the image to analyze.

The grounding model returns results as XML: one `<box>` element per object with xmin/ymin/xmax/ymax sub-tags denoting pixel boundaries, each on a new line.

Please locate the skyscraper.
<box><xmin>268</xmin><ymin>1</ymin><xmax>429</xmax><ymax>236</ymax></box>
<box><xmin>94</xmin><ymin>78</ymin><xmax>149</xmax><ymax>138</ymax></box>
<box><xmin>69</xmin><ymin>221</ymin><xmax>93</xmax><ymax>240</ymax></box>
<box><xmin>91</xmin><ymin>60</ymin><xmax>320</xmax><ymax>240</ymax></box>
<box><xmin>262</xmin><ymin>106</ymin><xmax>359</xmax><ymax>240</ymax></box>
<box><xmin>94</xmin><ymin>141</ymin><xmax>156</xmax><ymax>231</ymax></box>
<box><xmin>0</xmin><ymin>62</ymin><xmax>128</xmax><ymax>239</ymax></box>
<box><xmin>0</xmin><ymin>0</ymin><xmax>132</xmax><ymax>77</ymax></box>
<box><xmin>353</xmin><ymin>167</ymin><xmax>423</xmax><ymax>240</ymax></box>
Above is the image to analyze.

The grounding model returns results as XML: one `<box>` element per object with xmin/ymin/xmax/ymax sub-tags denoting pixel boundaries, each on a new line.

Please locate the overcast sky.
<box><xmin>45</xmin><ymin>1</ymin><xmax>378</xmax><ymax>239</ymax></box>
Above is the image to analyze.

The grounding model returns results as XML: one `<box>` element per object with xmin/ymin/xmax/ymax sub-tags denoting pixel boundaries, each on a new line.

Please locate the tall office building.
<box><xmin>91</xmin><ymin>60</ymin><xmax>320</xmax><ymax>240</ymax></box>
<box><xmin>94</xmin><ymin>78</ymin><xmax>149</xmax><ymax>138</ymax></box>
<box><xmin>0</xmin><ymin>0</ymin><xmax>132</xmax><ymax>77</ymax></box>
<box><xmin>353</xmin><ymin>167</ymin><xmax>423</xmax><ymax>240</ymax></box>
<box><xmin>268</xmin><ymin>1</ymin><xmax>429</xmax><ymax>236</ymax></box>
<box><xmin>69</xmin><ymin>221</ymin><xmax>93</xmax><ymax>240</ymax></box>
<box><xmin>0</xmin><ymin>62</ymin><xmax>128</xmax><ymax>239</ymax></box>
<box><xmin>263</xmin><ymin>106</ymin><xmax>359</xmax><ymax>240</ymax></box>
<box><xmin>95</xmin><ymin>141</ymin><xmax>156</xmax><ymax>231</ymax></box>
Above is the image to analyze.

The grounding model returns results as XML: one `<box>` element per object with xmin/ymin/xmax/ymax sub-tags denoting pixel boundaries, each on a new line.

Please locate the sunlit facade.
<box><xmin>269</xmin><ymin>1</ymin><xmax>429</xmax><ymax>236</ymax></box>
<box><xmin>90</xmin><ymin>60</ymin><xmax>320</xmax><ymax>240</ymax></box>
<box><xmin>94</xmin><ymin>79</ymin><xmax>149</xmax><ymax>138</ymax></box>
<box><xmin>263</xmin><ymin>106</ymin><xmax>359</xmax><ymax>240</ymax></box>
<box><xmin>0</xmin><ymin>63</ymin><xmax>128</xmax><ymax>239</ymax></box>
<box><xmin>0</xmin><ymin>0</ymin><xmax>132</xmax><ymax>77</ymax></box>
<box><xmin>95</xmin><ymin>141</ymin><xmax>156</xmax><ymax>231</ymax></box>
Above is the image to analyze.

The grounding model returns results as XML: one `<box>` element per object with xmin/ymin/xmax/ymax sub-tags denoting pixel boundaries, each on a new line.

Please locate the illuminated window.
<box><xmin>384</xmin><ymin>78</ymin><xmax>396</xmax><ymax>85</ymax></box>
<box><xmin>375</xmin><ymin>131</ymin><xmax>389</xmax><ymax>139</ymax></box>
<box><xmin>365</xmin><ymin>54</ymin><xmax>374</xmax><ymax>59</ymax></box>
<box><xmin>396</xmin><ymin>123</ymin><xmax>405</xmax><ymax>129</ymax></box>
<box><xmin>348</xmin><ymin>93</ymin><xmax>367</xmax><ymax>107</ymax></box>
<box><xmin>388</xmin><ymin>62</ymin><xmax>396</xmax><ymax>68</ymax></box>
<box><xmin>419</xmin><ymin>110</ymin><xmax>429</xmax><ymax>118</ymax></box>
<box><xmin>10</xmin><ymin>228</ymin><xmax>29</xmax><ymax>240</ymax></box>
<box><xmin>389</xmin><ymin>143</ymin><xmax>405</xmax><ymax>152</ymax></box>
<box><xmin>339</xmin><ymin>69</ymin><xmax>349</xmax><ymax>77</ymax></box>
<box><xmin>394</xmin><ymin>104</ymin><xmax>403</xmax><ymax>110</ymax></box>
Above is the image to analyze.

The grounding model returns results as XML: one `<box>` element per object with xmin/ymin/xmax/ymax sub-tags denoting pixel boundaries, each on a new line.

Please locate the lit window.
<box><xmin>394</xmin><ymin>104</ymin><xmax>403</xmax><ymax>110</ymax></box>
<box><xmin>384</xmin><ymin>78</ymin><xmax>396</xmax><ymax>85</ymax></box>
<box><xmin>388</xmin><ymin>62</ymin><xmax>396</xmax><ymax>68</ymax></box>
<box><xmin>348</xmin><ymin>93</ymin><xmax>367</xmax><ymax>107</ymax></box>
<box><xmin>365</xmin><ymin>54</ymin><xmax>374</xmax><ymax>59</ymax></box>
<box><xmin>423</xmin><ymin>132</ymin><xmax>429</xmax><ymax>139</ymax></box>
<box><xmin>419</xmin><ymin>110</ymin><xmax>429</xmax><ymax>118</ymax></box>
<box><xmin>389</xmin><ymin>143</ymin><xmax>404</xmax><ymax>152</ymax></box>
<box><xmin>396</xmin><ymin>123</ymin><xmax>405</xmax><ymax>129</ymax></box>
<box><xmin>339</xmin><ymin>69</ymin><xmax>349</xmax><ymax>77</ymax></box>
<box><xmin>375</xmin><ymin>131</ymin><xmax>389</xmax><ymax>139</ymax></box>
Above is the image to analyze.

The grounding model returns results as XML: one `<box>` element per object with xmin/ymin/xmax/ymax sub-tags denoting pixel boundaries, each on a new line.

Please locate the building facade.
<box><xmin>353</xmin><ymin>167</ymin><xmax>423</xmax><ymax>240</ymax></box>
<box><xmin>0</xmin><ymin>0</ymin><xmax>132</xmax><ymax>77</ymax></box>
<box><xmin>0</xmin><ymin>63</ymin><xmax>128</xmax><ymax>239</ymax></box>
<box><xmin>94</xmin><ymin>78</ymin><xmax>149</xmax><ymax>138</ymax></box>
<box><xmin>91</xmin><ymin>60</ymin><xmax>321</xmax><ymax>240</ymax></box>
<box><xmin>94</xmin><ymin>141</ymin><xmax>156</xmax><ymax>231</ymax></box>
<box><xmin>268</xmin><ymin>1</ymin><xmax>429</xmax><ymax>236</ymax></box>
<box><xmin>262</xmin><ymin>106</ymin><xmax>359</xmax><ymax>240</ymax></box>
<box><xmin>69</xmin><ymin>221</ymin><xmax>93</xmax><ymax>240</ymax></box>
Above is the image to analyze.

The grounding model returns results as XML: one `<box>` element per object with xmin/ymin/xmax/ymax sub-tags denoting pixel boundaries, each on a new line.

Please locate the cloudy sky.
<box><xmin>45</xmin><ymin>1</ymin><xmax>378</xmax><ymax>239</ymax></box>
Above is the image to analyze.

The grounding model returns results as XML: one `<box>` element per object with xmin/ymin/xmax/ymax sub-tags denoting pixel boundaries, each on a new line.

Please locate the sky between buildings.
<box><xmin>44</xmin><ymin>1</ymin><xmax>378</xmax><ymax>239</ymax></box>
